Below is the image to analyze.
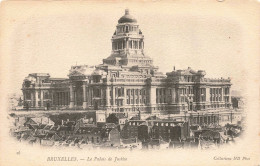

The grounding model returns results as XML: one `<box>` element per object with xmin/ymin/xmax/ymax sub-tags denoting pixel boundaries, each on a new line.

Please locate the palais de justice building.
<box><xmin>22</xmin><ymin>9</ymin><xmax>232</xmax><ymax>114</ymax></box>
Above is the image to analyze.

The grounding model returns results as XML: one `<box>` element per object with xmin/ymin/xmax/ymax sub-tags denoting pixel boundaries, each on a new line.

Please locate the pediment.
<box><xmin>69</xmin><ymin>70</ymin><xmax>85</xmax><ymax>77</ymax></box>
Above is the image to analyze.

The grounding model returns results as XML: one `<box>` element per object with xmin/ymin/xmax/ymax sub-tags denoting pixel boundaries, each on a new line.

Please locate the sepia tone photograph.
<box><xmin>0</xmin><ymin>1</ymin><xmax>259</xmax><ymax>166</ymax></box>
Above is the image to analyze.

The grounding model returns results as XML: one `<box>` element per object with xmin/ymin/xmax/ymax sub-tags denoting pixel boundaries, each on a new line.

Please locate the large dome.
<box><xmin>118</xmin><ymin>9</ymin><xmax>137</xmax><ymax>24</ymax></box>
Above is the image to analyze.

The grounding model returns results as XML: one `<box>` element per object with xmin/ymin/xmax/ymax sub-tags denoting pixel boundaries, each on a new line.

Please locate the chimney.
<box><xmin>173</xmin><ymin>66</ymin><xmax>175</xmax><ymax>71</ymax></box>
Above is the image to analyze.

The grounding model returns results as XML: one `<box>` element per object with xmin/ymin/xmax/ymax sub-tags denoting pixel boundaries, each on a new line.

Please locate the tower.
<box><xmin>103</xmin><ymin>9</ymin><xmax>154</xmax><ymax>68</ymax></box>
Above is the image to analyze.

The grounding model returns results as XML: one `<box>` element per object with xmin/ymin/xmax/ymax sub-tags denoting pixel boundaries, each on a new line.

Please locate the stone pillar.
<box><xmin>106</xmin><ymin>86</ymin><xmax>111</xmax><ymax>107</ymax></box>
<box><xmin>221</xmin><ymin>88</ymin><xmax>224</xmax><ymax>102</ymax></box>
<box><xmin>62</xmin><ymin>92</ymin><xmax>65</xmax><ymax>106</ymax></box>
<box><xmin>165</xmin><ymin>88</ymin><xmax>170</xmax><ymax>104</ymax></box>
<box><xmin>61</xmin><ymin>92</ymin><xmax>63</xmax><ymax>106</ymax></box>
<box><xmin>149</xmin><ymin>86</ymin><xmax>156</xmax><ymax>106</ymax></box>
<box><xmin>69</xmin><ymin>84</ymin><xmax>74</xmax><ymax>109</ymax></box>
<box><xmin>206</xmin><ymin>87</ymin><xmax>210</xmax><ymax>102</ymax></box>
<box><xmin>57</xmin><ymin>92</ymin><xmax>60</xmax><ymax>106</ymax></box>
<box><xmin>87</xmin><ymin>88</ymin><xmax>90</xmax><ymax>106</ymax></box>
<box><xmin>83</xmin><ymin>82</ymin><xmax>87</xmax><ymax>109</ymax></box>
<box><xmin>123</xmin><ymin>87</ymin><xmax>127</xmax><ymax>106</ymax></box>
<box><xmin>40</xmin><ymin>90</ymin><xmax>44</xmax><ymax>108</ymax></box>
<box><xmin>112</xmin><ymin>87</ymin><xmax>116</xmax><ymax>106</ymax></box>
<box><xmin>133</xmin><ymin>89</ymin><xmax>135</xmax><ymax>105</ymax></box>
<box><xmin>124</xmin><ymin>38</ymin><xmax>126</xmax><ymax>51</ymax></box>
<box><xmin>35</xmin><ymin>90</ymin><xmax>39</xmax><ymax>107</ymax></box>
<box><xmin>63</xmin><ymin>92</ymin><xmax>65</xmax><ymax>105</ymax></box>
<box><xmin>126</xmin><ymin>38</ymin><xmax>129</xmax><ymax>49</ymax></box>
<box><xmin>172</xmin><ymin>88</ymin><xmax>176</xmax><ymax>104</ymax></box>
<box><xmin>30</xmin><ymin>92</ymin><xmax>34</xmax><ymax>107</ymax></box>
<box><xmin>228</xmin><ymin>87</ymin><xmax>232</xmax><ymax>108</ymax></box>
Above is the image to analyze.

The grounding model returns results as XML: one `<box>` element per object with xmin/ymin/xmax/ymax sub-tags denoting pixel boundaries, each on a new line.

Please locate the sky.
<box><xmin>1</xmin><ymin>1</ymin><xmax>258</xmax><ymax>96</ymax></box>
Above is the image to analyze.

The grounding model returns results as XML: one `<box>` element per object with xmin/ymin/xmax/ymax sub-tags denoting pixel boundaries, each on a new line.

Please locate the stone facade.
<box><xmin>22</xmin><ymin>9</ymin><xmax>232</xmax><ymax>114</ymax></box>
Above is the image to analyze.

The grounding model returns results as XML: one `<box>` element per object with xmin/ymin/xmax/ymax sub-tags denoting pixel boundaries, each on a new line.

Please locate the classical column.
<box><xmin>221</xmin><ymin>88</ymin><xmax>224</xmax><ymax>102</ymax></box>
<box><xmin>62</xmin><ymin>92</ymin><xmax>65</xmax><ymax>106</ymax></box>
<box><xmin>112</xmin><ymin>87</ymin><xmax>116</xmax><ymax>106</ymax></box>
<box><xmin>30</xmin><ymin>92</ymin><xmax>34</xmax><ymax>107</ymax></box>
<box><xmin>172</xmin><ymin>88</ymin><xmax>176</xmax><ymax>104</ymax></box>
<box><xmin>228</xmin><ymin>87</ymin><xmax>232</xmax><ymax>107</ymax></box>
<box><xmin>69</xmin><ymin>84</ymin><xmax>74</xmax><ymax>108</ymax></box>
<box><xmin>206</xmin><ymin>87</ymin><xmax>210</xmax><ymax>102</ymax></box>
<box><xmin>165</xmin><ymin>88</ymin><xmax>170</xmax><ymax>104</ymax></box>
<box><xmin>57</xmin><ymin>92</ymin><xmax>60</xmax><ymax>106</ymax></box>
<box><xmin>149</xmin><ymin>86</ymin><xmax>156</xmax><ymax>106</ymax></box>
<box><xmin>66</xmin><ymin>92</ymin><xmax>69</xmax><ymax>105</ymax></box>
<box><xmin>137</xmin><ymin>89</ymin><xmax>140</xmax><ymax>105</ymax></box>
<box><xmin>40</xmin><ymin>90</ymin><xmax>44</xmax><ymax>108</ymax></box>
<box><xmin>106</xmin><ymin>86</ymin><xmax>111</xmax><ymax>107</ymax></box>
<box><xmin>133</xmin><ymin>89</ymin><xmax>135</xmax><ymax>105</ymax></box>
<box><xmin>35</xmin><ymin>90</ymin><xmax>39</xmax><ymax>107</ymax></box>
<box><xmin>61</xmin><ymin>92</ymin><xmax>63</xmax><ymax>105</ymax></box>
<box><xmin>83</xmin><ymin>82</ymin><xmax>87</xmax><ymax>109</ymax></box>
<box><xmin>123</xmin><ymin>87</ymin><xmax>126</xmax><ymax>106</ymax></box>
<box><xmin>90</xmin><ymin>88</ymin><xmax>93</xmax><ymax>106</ymax></box>
<box><xmin>126</xmin><ymin>38</ymin><xmax>129</xmax><ymax>49</ymax></box>
<box><xmin>124</xmin><ymin>38</ymin><xmax>126</xmax><ymax>51</ymax></box>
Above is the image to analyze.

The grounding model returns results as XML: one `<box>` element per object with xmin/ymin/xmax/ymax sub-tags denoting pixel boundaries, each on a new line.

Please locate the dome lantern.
<box><xmin>118</xmin><ymin>9</ymin><xmax>137</xmax><ymax>24</ymax></box>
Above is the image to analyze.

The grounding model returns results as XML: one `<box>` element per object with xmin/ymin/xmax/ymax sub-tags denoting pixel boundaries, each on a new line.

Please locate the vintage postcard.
<box><xmin>0</xmin><ymin>0</ymin><xmax>259</xmax><ymax>166</ymax></box>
